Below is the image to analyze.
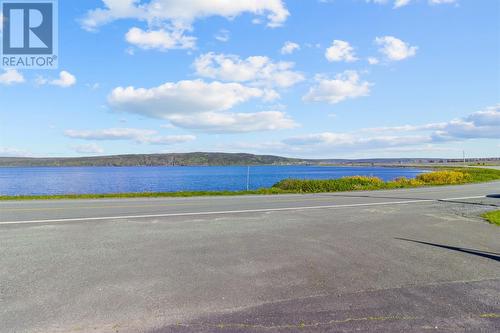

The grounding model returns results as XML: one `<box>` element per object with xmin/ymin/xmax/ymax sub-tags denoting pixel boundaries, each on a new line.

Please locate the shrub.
<box><xmin>416</xmin><ymin>170</ymin><xmax>472</xmax><ymax>185</ymax></box>
<box><xmin>391</xmin><ymin>177</ymin><xmax>425</xmax><ymax>187</ymax></box>
<box><xmin>273</xmin><ymin>176</ymin><xmax>384</xmax><ymax>192</ymax></box>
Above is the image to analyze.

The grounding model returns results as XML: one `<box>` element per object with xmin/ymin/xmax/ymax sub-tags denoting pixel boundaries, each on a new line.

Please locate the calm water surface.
<box><xmin>0</xmin><ymin>166</ymin><xmax>425</xmax><ymax>196</ymax></box>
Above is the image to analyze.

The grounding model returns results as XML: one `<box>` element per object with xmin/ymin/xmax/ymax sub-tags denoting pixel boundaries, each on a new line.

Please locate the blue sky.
<box><xmin>0</xmin><ymin>0</ymin><xmax>499</xmax><ymax>159</ymax></box>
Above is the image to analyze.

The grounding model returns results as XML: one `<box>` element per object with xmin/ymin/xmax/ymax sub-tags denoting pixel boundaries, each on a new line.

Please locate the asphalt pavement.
<box><xmin>1</xmin><ymin>182</ymin><xmax>499</xmax><ymax>332</ymax></box>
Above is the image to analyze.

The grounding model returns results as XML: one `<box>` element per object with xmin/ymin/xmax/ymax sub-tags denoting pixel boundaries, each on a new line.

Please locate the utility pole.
<box><xmin>246</xmin><ymin>166</ymin><xmax>250</xmax><ymax>191</ymax></box>
<box><xmin>463</xmin><ymin>150</ymin><xmax>466</xmax><ymax>167</ymax></box>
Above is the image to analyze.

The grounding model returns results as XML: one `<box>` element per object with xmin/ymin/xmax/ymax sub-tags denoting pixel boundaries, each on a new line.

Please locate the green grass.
<box><xmin>481</xmin><ymin>211</ymin><xmax>500</xmax><ymax>226</ymax></box>
<box><xmin>0</xmin><ymin>188</ymin><xmax>290</xmax><ymax>201</ymax></box>
<box><xmin>1</xmin><ymin>167</ymin><xmax>499</xmax><ymax>201</ymax></box>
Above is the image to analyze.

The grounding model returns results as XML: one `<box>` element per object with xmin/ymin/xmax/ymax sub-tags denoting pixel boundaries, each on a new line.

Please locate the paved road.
<box><xmin>1</xmin><ymin>183</ymin><xmax>499</xmax><ymax>332</ymax></box>
<box><xmin>1</xmin><ymin>182</ymin><xmax>499</xmax><ymax>224</ymax></box>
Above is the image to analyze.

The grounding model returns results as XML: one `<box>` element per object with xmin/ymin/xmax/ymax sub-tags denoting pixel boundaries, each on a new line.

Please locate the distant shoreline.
<box><xmin>1</xmin><ymin>152</ymin><xmax>498</xmax><ymax>167</ymax></box>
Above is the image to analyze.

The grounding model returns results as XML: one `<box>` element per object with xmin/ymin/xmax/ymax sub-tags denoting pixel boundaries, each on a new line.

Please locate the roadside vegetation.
<box><xmin>272</xmin><ymin>168</ymin><xmax>500</xmax><ymax>192</ymax></box>
<box><xmin>0</xmin><ymin>188</ymin><xmax>286</xmax><ymax>201</ymax></box>
<box><xmin>481</xmin><ymin>211</ymin><xmax>500</xmax><ymax>226</ymax></box>
<box><xmin>1</xmin><ymin>167</ymin><xmax>499</xmax><ymax>201</ymax></box>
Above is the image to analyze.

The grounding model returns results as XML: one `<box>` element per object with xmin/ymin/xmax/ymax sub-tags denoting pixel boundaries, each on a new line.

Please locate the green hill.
<box><xmin>0</xmin><ymin>153</ymin><xmax>309</xmax><ymax>167</ymax></box>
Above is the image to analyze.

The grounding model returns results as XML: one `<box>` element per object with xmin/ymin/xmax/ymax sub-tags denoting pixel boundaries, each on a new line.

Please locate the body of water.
<box><xmin>0</xmin><ymin>166</ymin><xmax>425</xmax><ymax>196</ymax></box>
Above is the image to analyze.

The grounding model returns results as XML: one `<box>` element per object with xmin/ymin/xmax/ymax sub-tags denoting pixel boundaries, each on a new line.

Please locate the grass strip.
<box><xmin>481</xmin><ymin>211</ymin><xmax>500</xmax><ymax>226</ymax></box>
<box><xmin>1</xmin><ymin>167</ymin><xmax>499</xmax><ymax>201</ymax></box>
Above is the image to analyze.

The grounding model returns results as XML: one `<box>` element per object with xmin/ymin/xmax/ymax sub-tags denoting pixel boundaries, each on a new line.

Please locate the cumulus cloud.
<box><xmin>81</xmin><ymin>0</ymin><xmax>289</xmax><ymax>31</ymax></box>
<box><xmin>167</xmin><ymin>111</ymin><xmax>297</xmax><ymax>133</ymax></box>
<box><xmin>125</xmin><ymin>27</ymin><xmax>196</xmax><ymax>51</ymax></box>
<box><xmin>303</xmin><ymin>71</ymin><xmax>372</xmax><ymax>104</ymax></box>
<box><xmin>107</xmin><ymin>79</ymin><xmax>297</xmax><ymax>133</ymax></box>
<box><xmin>217</xmin><ymin>104</ymin><xmax>498</xmax><ymax>157</ymax></box>
<box><xmin>108</xmin><ymin>79</ymin><xmax>274</xmax><ymax>119</ymax></box>
<box><xmin>37</xmin><ymin>71</ymin><xmax>77</xmax><ymax>88</ymax></box>
<box><xmin>64</xmin><ymin>128</ymin><xmax>195</xmax><ymax>145</ymax></box>
<box><xmin>465</xmin><ymin>105</ymin><xmax>500</xmax><ymax>126</ymax></box>
<box><xmin>72</xmin><ymin>143</ymin><xmax>104</xmax><ymax>154</ymax></box>
<box><xmin>281</xmin><ymin>41</ymin><xmax>300</xmax><ymax>55</ymax></box>
<box><xmin>359</xmin><ymin>105</ymin><xmax>500</xmax><ymax>141</ymax></box>
<box><xmin>433</xmin><ymin>105</ymin><xmax>500</xmax><ymax>140</ymax></box>
<box><xmin>375</xmin><ymin>36</ymin><xmax>417</xmax><ymax>61</ymax></box>
<box><xmin>52</xmin><ymin>71</ymin><xmax>77</xmax><ymax>87</ymax></box>
<box><xmin>193</xmin><ymin>53</ymin><xmax>304</xmax><ymax>88</ymax></box>
<box><xmin>325</xmin><ymin>40</ymin><xmax>357</xmax><ymax>62</ymax></box>
<box><xmin>0</xmin><ymin>69</ymin><xmax>25</xmax><ymax>85</ymax></box>
<box><xmin>281</xmin><ymin>104</ymin><xmax>500</xmax><ymax>152</ymax></box>
<box><xmin>394</xmin><ymin>0</ymin><xmax>411</xmax><ymax>7</ymax></box>
<box><xmin>367</xmin><ymin>57</ymin><xmax>379</xmax><ymax>65</ymax></box>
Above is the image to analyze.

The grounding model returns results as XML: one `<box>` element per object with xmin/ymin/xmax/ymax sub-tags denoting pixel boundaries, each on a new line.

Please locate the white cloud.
<box><xmin>283</xmin><ymin>132</ymin><xmax>429</xmax><ymax>149</ymax></box>
<box><xmin>433</xmin><ymin>105</ymin><xmax>500</xmax><ymax>140</ymax></box>
<box><xmin>141</xmin><ymin>135</ymin><xmax>196</xmax><ymax>145</ymax></box>
<box><xmin>360</xmin><ymin>123</ymin><xmax>446</xmax><ymax>134</ymax></box>
<box><xmin>194</xmin><ymin>53</ymin><xmax>304</xmax><ymax>88</ymax></box>
<box><xmin>303</xmin><ymin>71</ymin><xmax>372</xmax><ymax>104</ymax></box>
<box><xmin>81</xmin><ymin>0</ymin><xmax>289</xmax><ymax>31</ymax></box>
<box><xmin>125</xmin><ymin>27</ymin><xmax>196</xmax><ymax>51</ymax></box>
<box><xmin>281</xmin><ymin>41</ymin><xmax>300</xmax><ymax>55</ymax></box>
<box><xmin>107</xmin><ymin>79</ymin><xmax>297</xmax><ymax>134</ymax></box>
<box><xmin>52</xmin><ymin>71</ymin><xmax>77</xmax><ymax>87</ymax></box>
<box><xmin>37</xmin><ymin>71</ymin><xmax>77</xmax><ymax>88</ymax></box>
<box><xmin>366</xmin><ymin>0</ymin><xmax>411</xmax><ymax>8</ymax></box>
<box><xmin>65</xmin><ymin>128</ymin><xmax>157</xmax><ymax>141</ymax></box>
<box><xmin>325</xmin><ymin>40</ymin><xmax>358</xmax><ymax>62</ymax></box>
<box><xmin>167</xmin><ymin>111</ymin><xmax>297</xmax><ymax>133</ymax></box>
<box><xmin>72</xmin><ymin>143</ymin><xmax>104</xmax><ymax>154</ymax></box>
<box><xmin>214</xmin><ymin>29</ymin><xmax>230</xmax><ymax>42</ymax></box>
<box><xmin>64</xmin><ymin>128</ymin><xmax>195</xmax><ymax>145</ymax></box>
<box><xmin>359</xmin><ymin>105</ymin><xmax>500</xmax><ymax>140</ymax></box>
<box><xmin>394</xmin><ymin>0</ymin><xmax>411</xmax><ymax>7</ymax></box>
<box><xmin>216</xmin><ymin>104</ymin><xmax>498</xmax><ymax>157</ymax></box>
<box><xmin>367</xmin><ymin>57</ymin><xmax>380</xmax><ymax>65</ymax></box>
<box><xmin>367</xmin><ymin>0</ymin><xmax>456</xmax><ymax>8</ymax></box>
<box><xmin>429</xmin><ymin>0</ymin><xmax>457</xmax><ymax>4</ymax></box>
<box><xmin>281</xmin><ymin>104</ymin><xmax>500</xmax><ymax>152</ymax></box>
<box><xmin>0</xmin><ymin>147</ymin><xmax>30</xmax><ymax>157</ymax></box>
<box><xmin>108</xmin><ymin>79</ymin><xmax>273</xmax><ymax>119</ymax></box>
<box><xmin>0</xmin><ymin>69</ymin><xmax>25</xmax><ymax>85</ymax></box>
<box><xmin>465</xmin><ymin>105</ymin><xmax>500</xmax><ymax>126</ymax></box>
<box><xmin>375</xmin><ymin>36</ymin><xmax>417</xmax><ymax>61</ymax></box>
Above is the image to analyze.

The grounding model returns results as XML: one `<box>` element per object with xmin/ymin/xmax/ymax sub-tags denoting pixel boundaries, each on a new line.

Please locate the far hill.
<box><xmin>0</xmin><ymin>153</ymin><xmax>312</xmax><ymax>167</ymax></box>
<box><xmin>0</xmin><ymin>153</ymin><xmax>498</xmax><ymax>167</ymax></box>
